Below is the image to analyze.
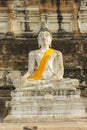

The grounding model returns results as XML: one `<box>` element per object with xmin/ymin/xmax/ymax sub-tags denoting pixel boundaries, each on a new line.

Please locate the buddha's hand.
<box><xmin>22</xmin><ymin>71</ymin><xmax>31</xmax><ymax>81</ymax></box>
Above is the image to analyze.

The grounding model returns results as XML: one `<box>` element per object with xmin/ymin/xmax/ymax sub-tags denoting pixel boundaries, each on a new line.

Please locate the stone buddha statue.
<box><xmin>4</xmin><ymin>28</ymin><xmax>80</xmax><ymax>123</ymax></box>
<box><xmin>22</xmin><ymin>28</ymin><xmax>79</xmax><ymax>89</ymax></box>
<box><xmin>23</xmin><ymin>28</ymin><xmax>64</xmax><ymax>81</ymax></box>
<box><xmin>6</xmin><ymin>27</ymin><xmax>79</xmax><ymax>90</ymax></box>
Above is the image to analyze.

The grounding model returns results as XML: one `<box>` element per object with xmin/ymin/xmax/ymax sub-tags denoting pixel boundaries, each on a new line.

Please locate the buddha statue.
<box><xmin>4</xmin><ymin>28</ymin><xmax>80</xmax><ymax>123</ymax></box>
<box><xmin>6</xmin><ymin>27</ymin><xmax>79</xmax><ymax>90</ymax></box>
<box><xmin>22</xmin><ymin>28</ymin><xmax>79</xmax><ymax>89</ymax></box>
<box><xmin>23</xmin><ymin>28</ymin><xmax>64</xmax><ymax>81</ymax></box>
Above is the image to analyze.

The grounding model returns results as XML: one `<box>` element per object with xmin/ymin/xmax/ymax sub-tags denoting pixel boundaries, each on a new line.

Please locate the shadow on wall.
<box><xmin>0</xmin><ymin>0</ymin><xmax>7</xmax><ymax>6</ymax></box>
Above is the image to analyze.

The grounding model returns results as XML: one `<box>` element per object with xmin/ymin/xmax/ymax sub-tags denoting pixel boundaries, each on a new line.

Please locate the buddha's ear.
<box><xmin>38</xmin><ymin>44</ymin><xmax>41</xmax><ymax>48</ymax></box>
<box><xmin>38</xmin><ymin>38</ymin><xmax>41</xmax><ymax>48</ymax></box>
<box><xmin>49</xmin><ymin>44</ymin><xmax>51</xmax><ymax>47</ymax></box>
<box><xmin>49</xmin><ymin>36</ymin><xmax>52</xmax><ymax>47</ymax></box>
<box><xmin>49</xmin><ymin>42</ymin><xmax>52</xmax><ymax>47</ymax></box>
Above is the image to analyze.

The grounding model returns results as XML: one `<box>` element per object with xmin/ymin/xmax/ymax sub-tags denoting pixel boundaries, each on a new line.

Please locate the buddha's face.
<box><xmin>38</xmin><ymin>31</ymin><xmax>52</xmax><ymax>48</ymax></box>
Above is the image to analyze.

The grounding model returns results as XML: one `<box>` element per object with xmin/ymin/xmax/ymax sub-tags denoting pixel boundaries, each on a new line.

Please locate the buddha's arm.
<box><xmin>28</xmin><ymin>51</ymin><xmax>35</xmax><ymax>73</ymax></box>
<box><xmin>22</xmin><ymin>52</ymin><xmax>35</xmax><ymax>80</ymax></box>
<box><xmin>54</xmin><ymin>52</ymin><xmax>64</xmax><ymax>79</ymax></box>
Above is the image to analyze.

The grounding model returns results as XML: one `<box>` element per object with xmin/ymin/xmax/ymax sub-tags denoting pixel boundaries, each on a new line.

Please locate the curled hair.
<box><xmin>38</xmin><ymin>27</ymin><xmax>52</xmax><ymax>36</ymax></box>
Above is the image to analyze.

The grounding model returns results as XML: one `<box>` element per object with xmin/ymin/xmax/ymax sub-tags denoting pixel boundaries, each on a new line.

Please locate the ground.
<box><xmin>0</xmin><ymin>122</ymin><xmax>87</xmax><ymax>130</ymax></box>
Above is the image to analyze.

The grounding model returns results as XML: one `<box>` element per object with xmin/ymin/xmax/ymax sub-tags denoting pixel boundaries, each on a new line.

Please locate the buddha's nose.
<box><xmin>42</xmin><ymin>34</ymin><xmax>46</xmax><ymax>40</ymax></box>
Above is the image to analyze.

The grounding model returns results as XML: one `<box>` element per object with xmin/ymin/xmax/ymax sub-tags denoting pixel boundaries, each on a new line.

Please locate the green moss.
<box><xmin>13</xmin><ymin>64</ymin><xmax>25</xmax><ymax>70</ymax></box>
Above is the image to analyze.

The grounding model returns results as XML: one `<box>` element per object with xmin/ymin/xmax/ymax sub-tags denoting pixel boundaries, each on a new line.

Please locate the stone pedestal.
<box><xmin>4</xmin><ymin>79</ymin><xmax>87</xmax><ymax>122</ymax></box>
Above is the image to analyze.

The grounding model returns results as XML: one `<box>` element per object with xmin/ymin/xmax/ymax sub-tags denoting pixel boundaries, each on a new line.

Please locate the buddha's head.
<box><xmin>38</xmin><ymin>28</ymin><xmax>52</xmax><ymax>48</ymax></box>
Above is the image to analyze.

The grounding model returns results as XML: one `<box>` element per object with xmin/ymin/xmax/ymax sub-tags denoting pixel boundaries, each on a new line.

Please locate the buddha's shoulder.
<box><xmin>29</xmin><ymin>49</ymin><xmax>41</xmax><ymax>55</ymax></box>
<box><xmin>53</xmin><ymin>49</ymin><xmax>62</xmax><ymax>55</ymax></box>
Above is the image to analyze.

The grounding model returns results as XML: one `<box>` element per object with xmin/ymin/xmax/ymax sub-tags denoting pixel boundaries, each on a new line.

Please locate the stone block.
<box><xmin>4</xmin><ymin>78</ymin><xmax>87</xmax><ymax>123</ymax></box>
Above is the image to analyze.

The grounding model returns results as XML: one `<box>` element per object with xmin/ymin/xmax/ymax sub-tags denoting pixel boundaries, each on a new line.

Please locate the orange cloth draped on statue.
<box><xmin>27</xmin><ymin>48</ymin><xmax>55</xmax><ymax>80</ymax></box>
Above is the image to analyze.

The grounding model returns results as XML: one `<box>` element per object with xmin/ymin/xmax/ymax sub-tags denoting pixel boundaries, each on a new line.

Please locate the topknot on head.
<box><xmin>38</xmin><ymin>26</ymin><xmax>52</xmax><ymax>36</ymax></box>
<box><xmin>38</xmin><ymin>19</ymin><xmax>52</xmax><ymax>35</ymax></box>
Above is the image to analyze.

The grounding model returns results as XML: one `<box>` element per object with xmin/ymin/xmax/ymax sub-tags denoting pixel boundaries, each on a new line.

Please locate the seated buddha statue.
<box><xmin>22</xmin><ymin>27</ymin><xmax>79</xmax><ymax>89</ymax></box>
<box><xmin>5</xmin><ymin>26</ymin><xmax>79</xmax><ymax>90</ymax></box>
<box><xmin>23</xmin><ymin>28</ymin><xmax>64</xmax><ymax>80</ymax></box>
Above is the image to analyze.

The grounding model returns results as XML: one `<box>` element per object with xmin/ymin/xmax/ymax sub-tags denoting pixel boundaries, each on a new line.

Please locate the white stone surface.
<box><xmin>23</xmin><ymin>30</ymin><xmax>64</xmax><ymax>83</ymax></box>
<box><xmin>6</xmin><ymin>70</ymin><xmax>21</xmax><ymax>88</ymax></box>
<box><xmin>22</xmin><ymin>78</ymin><xmax>79</xmax><ymax>90</ymax></box>
<box><xmin>4</xmin><ymin>77</ymin><xmax>82</xmax><ymax>123</ymax></box>
<box><xmin>78</xmin><ymin>0</ymin><xmax>87</xmax><ymax>33</ymax></box>
<box><xmin>0</xmin><ymin>13</ymin><xmax>8</xmax><ymax>33</ymax></box>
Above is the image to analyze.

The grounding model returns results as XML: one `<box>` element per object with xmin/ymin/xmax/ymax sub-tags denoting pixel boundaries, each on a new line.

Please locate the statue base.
<box><xmin>4</xmin><ymin>78</ymin><xmax>87</xmax><ymax>122</ymax></box>
<box><xmin>4</xmin><ymin>114</ymin><xmax>87</xmax><ymax>123</ymax></box>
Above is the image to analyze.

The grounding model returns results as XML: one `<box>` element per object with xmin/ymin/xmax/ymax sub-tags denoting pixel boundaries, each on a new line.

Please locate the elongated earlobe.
<box><xmin>38</xmin><ymin>44</ymin><xmax>41</xmax><ymax>48</ymax></box>
<box><xmin>38</xmin><ymin>38</ymin><xmax>41</xmax><ymax>48</ymax></box>
<box><xmin>49</xmin><ymin>44</ymin><xmax>52</xmax><ymax>47</ymax></box>
<box><xmin>49</xmin><ymin>37</ymin><xmax>52</xmax><ymax>47</ymax></box>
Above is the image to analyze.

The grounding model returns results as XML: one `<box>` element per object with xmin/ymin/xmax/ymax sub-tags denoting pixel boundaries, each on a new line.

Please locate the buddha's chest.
<box><xmin>34</xmin><ymin>52</ymin><xmax>56</xmax><ymax>67</ymax></box>
<box><xmin>35</xmin><ymin>53</ymin><xmax>44</xmax><ymax>65</ymax></box>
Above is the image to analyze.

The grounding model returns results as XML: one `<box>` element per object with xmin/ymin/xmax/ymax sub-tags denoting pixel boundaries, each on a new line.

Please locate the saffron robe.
<box><xmin>28</xmin><ymin>48</ymin><xmax>55</xmax><ymax>80</ymax></box>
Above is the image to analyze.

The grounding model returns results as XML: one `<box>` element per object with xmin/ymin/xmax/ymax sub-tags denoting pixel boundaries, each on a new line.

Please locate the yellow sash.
<box><xmin>27</xmin><ymin>48</ymin><xmax>55</xmax><ymax>80</ymax></box>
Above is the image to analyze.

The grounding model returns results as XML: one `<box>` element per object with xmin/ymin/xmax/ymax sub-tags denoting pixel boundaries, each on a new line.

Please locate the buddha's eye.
<box><xmin>39</xmin><ymin>32</ymin><xmax>50</xmax><ymax>38</ymax></box>
<box><xmin>39</xmin><ymin>34</ymin><xmax>43</xmax><ymax>37</ymax></box>
<box><xmin>45</xmin><ymin>33</ymin><xmax>49</xmax><ymax>37</ymax></box>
